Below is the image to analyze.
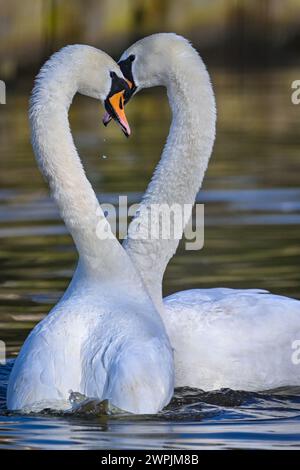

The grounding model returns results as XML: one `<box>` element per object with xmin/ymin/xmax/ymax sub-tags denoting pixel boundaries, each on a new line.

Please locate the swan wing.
<box><xmin>163</xmin><ymin>288</ymin><xmax>300</xmax><ymax>391</ymax></box>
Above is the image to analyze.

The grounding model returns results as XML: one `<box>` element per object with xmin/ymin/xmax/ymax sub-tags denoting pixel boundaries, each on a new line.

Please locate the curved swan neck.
<box><xmin>30</xmin><ymin>46</ymin><xmax>125</xmax><ymax>276</ymax></box>
<box><xmin>125</xmin><ymin>44</ymin><xmax>216</xmax><ymax>307</ymax></box>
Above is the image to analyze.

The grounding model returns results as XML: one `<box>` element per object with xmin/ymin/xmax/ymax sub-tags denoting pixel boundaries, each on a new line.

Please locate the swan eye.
<box><xmin>129</xmin><ymin>55</ymin><xmax>135</xmax><ymax>62</ymax></box>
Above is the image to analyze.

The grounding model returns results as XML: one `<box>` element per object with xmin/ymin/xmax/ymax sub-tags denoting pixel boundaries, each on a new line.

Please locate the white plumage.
<box><xmin>163</xmin><ymin>289</ymin><xmax>300</xmax><ymax>390</ymax></box>
<box><xmin>120</xmin><ymin>34</ymin><xmax>300</xmax><ymax>391</ymax></box>
<box><xmin>7</xmin><ymin>45</ymin><xmax>174</xmax><ymax>413</ymax></box>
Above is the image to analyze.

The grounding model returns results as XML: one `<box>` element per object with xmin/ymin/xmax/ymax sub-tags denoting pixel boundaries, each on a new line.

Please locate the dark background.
<box><xmin>1</xmin><ymin>0</ymin><xmax>300</xmax><ymax>83</ymax></box>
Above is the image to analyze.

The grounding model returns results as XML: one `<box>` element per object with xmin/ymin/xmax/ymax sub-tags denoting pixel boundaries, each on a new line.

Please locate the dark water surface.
<box><xmin>1</xmin><ymin>68</ymin><xmax>300</xmax><ymax>449</ymax></box>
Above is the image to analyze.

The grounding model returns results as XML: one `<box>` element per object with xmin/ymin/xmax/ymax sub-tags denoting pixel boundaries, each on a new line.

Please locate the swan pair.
<box><xmin>7</xmin><ymin>34</ymin><xmax>300</xmax><ymax>414</ymax></box>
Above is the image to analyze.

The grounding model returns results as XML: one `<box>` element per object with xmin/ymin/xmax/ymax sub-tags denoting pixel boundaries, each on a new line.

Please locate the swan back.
<box><xmin>7</xmin><ymin>275</ymin><xmax>174</xmax><ymax>414</ymax></box>
<box><xmin>163</xmin><ymin>289</ymin><xmax>300</xmax><ymax>391</ymax></box>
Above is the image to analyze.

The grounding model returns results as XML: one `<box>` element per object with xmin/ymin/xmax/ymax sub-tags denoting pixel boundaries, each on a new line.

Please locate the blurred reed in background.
<box><xmin>1</xmin><ymin>0</ymin><xmax>300</xmax><ymax>81</ymax></box>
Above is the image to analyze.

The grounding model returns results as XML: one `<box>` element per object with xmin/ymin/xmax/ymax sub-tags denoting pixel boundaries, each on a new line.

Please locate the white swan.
<box><xmin>6</xmin><ymin>45</ymin><xmax>174</xmax><ymax>414</ymax></box>
<box><xmin>104</xmin><ymin>33</ymin><xmax>300</xmax><ymax>391</ymax></box>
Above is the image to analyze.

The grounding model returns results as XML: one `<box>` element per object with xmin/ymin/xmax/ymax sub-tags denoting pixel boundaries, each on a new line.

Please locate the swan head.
<box><xmin>119</xmin><ymin>33</ymin><xmax>191</xmax><ymax>92</ymax></box>
<box><xmin>70</xmin><ymin>45</ymin><xmax>132</xmax><ymax>137</ymax></box>
<box><xmin>33</xmin><ymin>45</ymin><xmax>131</xmax><ymax>137</ymax></box>
<box><xmin>102</xmin><ymin>33</ymin><xmax>195</xmax><ymax>126</ymax></box>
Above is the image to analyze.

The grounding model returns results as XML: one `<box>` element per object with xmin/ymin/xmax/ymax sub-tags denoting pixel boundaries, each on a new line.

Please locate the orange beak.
<box><xmin>103</xmin><ymin>80</ymin><xmax>134</xmax><ymax>129</ymax></box>
<box><xmin>104</xmin><ymin>90</ymin><xmax>131</xmax><ymax>137</ymax></box>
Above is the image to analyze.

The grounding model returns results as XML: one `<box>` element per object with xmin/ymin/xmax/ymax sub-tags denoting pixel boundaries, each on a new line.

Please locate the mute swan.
<box><xmin>104</xmin><ymin>33</ymin><xmax>300</xmax><ymax>391</ymax></box>
<box><xmin>6</xmin><ymin>45</ymin><xmax>174</xmax><ymax>414</ymax></box>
